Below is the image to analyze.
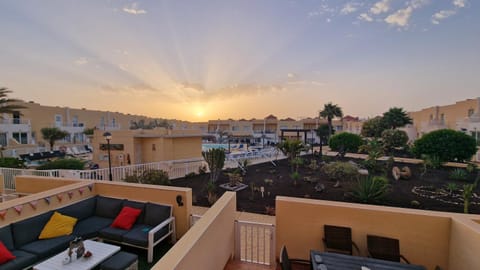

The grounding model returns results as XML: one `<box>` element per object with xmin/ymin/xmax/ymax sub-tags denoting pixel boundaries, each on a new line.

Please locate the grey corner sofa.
<box><xmin>0</xmin><ymin>195</ymin><xmax>176</xmax><ymax>270</ymax></box>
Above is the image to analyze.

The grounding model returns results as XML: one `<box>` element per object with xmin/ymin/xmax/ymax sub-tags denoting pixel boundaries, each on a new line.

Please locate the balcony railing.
<box><xmin>0</xmin><ymin>118</ymin><xmax>30</xmax><ymax>125</ymax></box>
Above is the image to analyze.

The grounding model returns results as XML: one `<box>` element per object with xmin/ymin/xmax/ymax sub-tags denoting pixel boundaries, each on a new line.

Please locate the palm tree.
<box><xmin>382</xmin><ymin>107</ymin><xmax>412</xmax><ymax>129</ymax></box>
<box><xmin>0</xmin><ymin>87</ymin><xmax>25</xmax><ymax>117</ymax></box>
<box><xmin>277</xmin><ymin>139</ymin><xmax>305</xmax><ymax>172</ymax></box>
<box><xmin>41</xmin><ymin>127</ymin><xmax>69</xmax><ymax>150</ymax></box>
<box><xmin>320</xmin><ymin>102</ymin><xmax>343</xmax><ymax>139</ymax></box>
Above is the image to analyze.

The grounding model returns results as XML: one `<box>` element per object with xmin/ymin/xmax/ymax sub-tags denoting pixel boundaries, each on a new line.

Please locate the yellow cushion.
<box><xmin>39</xmin><ymin>211</ymin><xmax>77</xmax><ymax>239</ymax></box>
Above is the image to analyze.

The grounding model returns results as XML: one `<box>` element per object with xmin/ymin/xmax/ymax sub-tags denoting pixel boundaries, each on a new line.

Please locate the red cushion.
<box><xmin>0</xmin><ymin>241</ymin><xmax>15</xmax><ymax>265</ymax></box>
<box><xmin>111</xmin><ymin>206</ymin><xmax>142</xmax><ymax>230</ymax></box>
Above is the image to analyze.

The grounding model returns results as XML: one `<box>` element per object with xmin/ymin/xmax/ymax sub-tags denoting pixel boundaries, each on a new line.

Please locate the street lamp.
<box><xmin>103</xmin><ymin>132</ymin><xmax>113</xmax><ymax>181</ymax></box>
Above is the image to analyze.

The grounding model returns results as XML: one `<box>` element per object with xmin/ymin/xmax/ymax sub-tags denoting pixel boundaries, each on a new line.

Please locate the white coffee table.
<box><xmin>33</xmin><ymin>240</ymin><xmax>121</xmax><ymax>270</ymax></box>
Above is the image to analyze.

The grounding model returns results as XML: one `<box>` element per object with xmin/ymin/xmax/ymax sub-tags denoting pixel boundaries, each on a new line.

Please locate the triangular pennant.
<box><xmin>0</xmin><ymin>210</ymin><xmax>7</xmax><ymax>220</ymax></box>
<box><xmin>13</xmin><ymin>205</ymin><xmax>23</xmax><ymax>215</ymax></box>
<box><xmin>88</xmin><ymin>184</ymin><xmax>93</xmax><ymax>191</ymax></box>
<box><xmin>29</xmin><ymin>200</ymin><xmax>39</xmax><ymax>210</ymax></box>
<box><xmin>67</xmin><ymin>191</ymin><xmax>74</xmax><ymax>199</ymax></box>
<box><xmin>44</xmin><ymin>197</ymin><xmax>51</xmax><ymax>205</ymax></box>
<box><xmin>78</xmin><ymin>188</ymin><xmax>85</xmax><ymax>195</ymax></box>
<box><xmin>56</xmin><ymin>194</ymin><xmax>63</xmax><ymax>202</ymax></box>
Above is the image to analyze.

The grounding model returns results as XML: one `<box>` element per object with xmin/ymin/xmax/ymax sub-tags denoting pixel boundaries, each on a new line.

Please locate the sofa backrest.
<box><xmin>57</xmin><ymin>196</ymin><xmax>97</xmax><ymax>221</ymax></box>
<box><xmin>123</xmin><ymin>200</ymin><xmax>146</xmax><ymax>225</ymax></box>
<box><xmin>95</xmin><ymin>196</ymin><xmax>125</xmax><ymax>219</ymax></box>
<box><xmin>11</xmin><ymin>211</ymin><xmax>53</xmax><ymax>248</ymax></box>
<box><xmin>0</xmin><ymin>225</ymin><xmax>15</xmax><ymax>251</ymax></box>
<box><xmin>144</xmin><ymin>203</ymin><xmax>172</xmax><ymax>227</ymax></box>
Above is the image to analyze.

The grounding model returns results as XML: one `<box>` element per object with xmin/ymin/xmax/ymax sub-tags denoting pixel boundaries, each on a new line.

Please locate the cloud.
<box><xmin>287</xmin><ymin>80</ymin><xmax>324</xmax><ymax>87</ymax></box>
<box><xmin>385</xmin><ymin>6</ymin><xmax>413</xmax><ymax>27</ymax></box>
<box><xmin>73</xmin><ymin>57</ymin><xmax>88</xmax><ymax>65</ymax></box>
<box><xmin>341</xmin><ymin>2</ymin><xmax>360</xmax><ymax>15</ymax></box>
<box><xmin>370</xmin><ymin>0</ymin><xmax>391</xmax><ymax>14</ymax></box>
<box><xmin>100</xmin><ymin>83</ymin><xmax>158</xmax><ymax>96</ymax></box>
<box><xmin>431</xmin><ymin>10</ymin><xmax>456</xmax><ymax>24</ymax></box>
<box><xmin>453</xmin><ymin>0</ymin><xmax>466</xmax><ymax>8</ymax></box>
<box><xmin>308</xmin><ymin>4</ymin><xmax>335</xmax><ymax>18</ymax></box>
<box><xmin>358</xmin><ymin>13</ymin><xmax>373</xmax><ymax>22</ymax></box>
<box><xmin>409</xmin><ymin>0</ymin><xmax>430</xmax><ymax>9</ymax></box>
<box><xmin>123</xmin><ymin>3</ymin><xmax>147</xmax><ymax>15</ymax></box>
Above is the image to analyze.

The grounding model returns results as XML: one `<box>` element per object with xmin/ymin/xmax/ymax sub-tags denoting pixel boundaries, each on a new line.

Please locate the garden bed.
<box><xmin>170</xmin><ymin>155</ymin><xmax>480</xmax><ymax>215</ymax></box>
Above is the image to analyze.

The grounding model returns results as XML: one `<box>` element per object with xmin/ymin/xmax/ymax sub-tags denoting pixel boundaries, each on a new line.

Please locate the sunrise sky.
<box><xmin>1</xmin><ymin>0</ymin><xmax>479</xmax><ymax>121</ymax></box>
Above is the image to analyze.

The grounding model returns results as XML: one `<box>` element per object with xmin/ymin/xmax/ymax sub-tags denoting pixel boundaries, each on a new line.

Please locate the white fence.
<box><xmin>0</xmin><ymin>148</ymin><xmax>285</xmax><ymax>191</ymax></box>
<box><xmin>235</xmin><ymin>220</ymin><xmax>276</xmax><ymax>265</ymax></box>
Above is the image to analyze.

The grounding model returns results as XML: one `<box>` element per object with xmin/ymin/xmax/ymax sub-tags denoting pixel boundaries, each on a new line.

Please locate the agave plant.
<box><xmin>351</xmin><ymin>176</ymin><xmax>390</xmax><ymax>204</ymax></box>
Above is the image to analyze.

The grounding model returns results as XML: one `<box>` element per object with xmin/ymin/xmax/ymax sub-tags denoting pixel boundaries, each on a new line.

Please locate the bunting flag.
<box><xmin>44</xmin><ymin>197</ymin><xmax>51</xmax><ymax>205</ymax></box>
<box><xmin>78</xmin><ymin>188</ymin><xmax>85</xmax><ymax>195</ymax></box>
<box><xmin>0</xmin><ymin>210</ymin><xmax>7</xmax><ymax>220</ymax></box>
<box><xmin>67</xmin><ymin>191</ymin><xmax>74</xmax><ymax>199</ymax></box>
<box><xmin>56</xmin><ymin>194</ymin><xmax>63</xmax><ymax>202</ymax></box>
<box><xmin>13</xmin><ymin>205</ymin><xmax>23</xmax><ymax>215</ymax></box>
<box><xmin>29</xmin><ymin>200</ymin><xmax>39</xmax><ymax>210</ymax></box>
<box><xmin>87</xmin><ymin>184</ymin><xmax>93</xmax><ymax>191</ymax></box>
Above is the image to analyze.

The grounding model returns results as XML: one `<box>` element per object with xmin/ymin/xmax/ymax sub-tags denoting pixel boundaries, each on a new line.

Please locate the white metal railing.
<box><xmin>0</xmin><ymin>150</ymin><xmax>285</xmax><ymax>191</ymax></box>
<box><xmin>235</xmin><ymin>220</ymin><xmax>276</xmax><ymax>266</ymax></box>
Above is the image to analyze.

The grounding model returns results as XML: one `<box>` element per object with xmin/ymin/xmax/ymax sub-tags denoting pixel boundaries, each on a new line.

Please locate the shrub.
<box><xmin>420</xmin><ymin>154</ymin><xmax>442</xmax><ymax>177</ymax></box>
<box><xmin>36</xmin><ymin>158</ymin><xmax>85</xmax><ymax>170</ymax></box>
<box><xmin>328</xmin><ymin>133</ymin><xmax>363</xmax><ymax>156</ymax></box>
<box><xmin>412</xmin><ymin>129</ymin><xmax>477</xmax><ymax>162</ymax></box>
<box><xmin>0</xmin><ymin>157</ymin><xmax>25</xmax><ymax>168</ymax></box>
<box><xmin>322</xmin><ymin>162</ymin><xmax>359</xmax><ymax>182</ymax></box>
<box><xmin>381</xmin><ymin>129</ymin><xmax>408</xmax><ymax>153</ymax></box>
<box><xmin>444</xmin><ymin>182</ymin><xmax>458</xmax><ymax>194</ymax></box>
<box><xmin>351</xmin><ymin>176</ymin><xmax>390</xmax><ymax>204</ymax></box>
<box><xmin>449</xmin><ymin>168</ymin><xmax>468</xmax><ymax>181</ymax></box>
<box><xmin>124</xmin><ymin>169</ymin><xmax>170</xmax><ymax>185</ymax></box>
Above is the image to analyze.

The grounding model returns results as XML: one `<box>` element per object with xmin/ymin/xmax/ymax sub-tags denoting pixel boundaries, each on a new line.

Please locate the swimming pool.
<box><xmin>202</xmin><ymin>143</ymin><xmax>230</xmax><ymax>151</ymax></box>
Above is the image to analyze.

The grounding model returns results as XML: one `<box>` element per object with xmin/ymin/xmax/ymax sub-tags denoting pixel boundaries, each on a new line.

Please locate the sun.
<box><xmin>195</xmin><ymin>110</ymin><xmax>204</xmax><ymax>118</ymax></box>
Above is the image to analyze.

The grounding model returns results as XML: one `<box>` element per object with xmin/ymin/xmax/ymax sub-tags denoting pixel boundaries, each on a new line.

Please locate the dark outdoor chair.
<box><xmin>279</xmin><ymin>245</ymin><xmax>311</xmax><ymax>270</ymax></box>
<box><xmin>367</xmin><ymin>235</ymin><xmax>410</xmax><ymax>264</ymax></box>
<box><xmin>323</xmin><ymin>225</ymin><xmax>359</xmax><ymax>255</ymax></box>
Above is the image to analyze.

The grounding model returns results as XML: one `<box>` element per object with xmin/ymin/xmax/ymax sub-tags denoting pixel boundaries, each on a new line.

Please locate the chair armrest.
<box><xmin>149</xmin><ymin>216</ymin><xmax>175</xmax><ymax>235</ymax></box>
<box><xmin>352</xmin><ymin>241</ymin><xmax>360</xmax><ymax>255</ymax></box>
<box><xmin>400</xmin><ymin>254</ymin><xmax>410</xmax><ymax>264</ymax></box>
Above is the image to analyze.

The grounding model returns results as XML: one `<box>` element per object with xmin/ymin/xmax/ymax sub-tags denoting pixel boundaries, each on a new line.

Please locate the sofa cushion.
<box><xmin>123</xmin><ymin>200</ymin><xmax>146</xmax><ymax>224</ymax></box>
<box><xmin>73</xmin><ymin>216</ymin><xmax>113</xmax><ymax>239</ymax></box>
<box><xmin>57</xmin><ymin>196</ymin><xmax>96</xmax><ymax>221</ymax></box>
<box><xmin>39</xmin><ymin>212</ymin><xmax>77</xmax><ymax>239</ymax></box>
<box><xmin>99</xmin><ymin>227</ymin><xmax>129</xmax><ymax>243</ymax></box>
<box><xmin>144</xmin><ymin>203</ymin><xmax>171</xmax><ymax>227</ymax></box>
<box><xmin>95</xmin><ymin>196</ymin><xmax>124</xmax><ymax>219</ymax></box>
<box><xmin>111</xmin><ymin>207</ymin><xmax>142</xmax><ymax>230</ymax></box>
<box><xmin>11</xmin><ymin>211</ymin><xmax>53</xmax><ymax>248</ymax></box>
<box><xmin>19</xmin><ymin>235</ymin><xmax>74</xmax><ymax>259</ymax></box>
<box><xmin>0</xmin><ymin>242</ymin><xmax>15</xmax><ymax>264</ymax></box>
<box><xmin>122</xmin><ymin>224</ymin><xmax>170</xmax><ymax>247</ymax></box>
<box><xmin>0</xmin><ymin>226</ymin><xmax>14</xmax><ymax>251</ymax></box>
<box><xmin>0</xmin><ymin>250</ymin><xmax>37</xmax><ymax>270</ymax></box>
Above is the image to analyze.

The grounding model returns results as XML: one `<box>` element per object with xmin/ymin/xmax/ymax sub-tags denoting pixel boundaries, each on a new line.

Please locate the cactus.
<box><xmin>202</xmin><ymin>148</ymin><xmax>226</xmax><ymax>183</ymax></box>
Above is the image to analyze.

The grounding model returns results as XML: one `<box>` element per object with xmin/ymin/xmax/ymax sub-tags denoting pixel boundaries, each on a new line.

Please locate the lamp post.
<box><xmin>103</xmin><ymin>132</ymin><xmax>113</xmax><ymax>181</ymax></box>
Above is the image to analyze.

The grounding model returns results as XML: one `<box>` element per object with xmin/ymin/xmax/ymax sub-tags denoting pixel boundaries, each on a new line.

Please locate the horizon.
<box><xmin>1</xmin><ymin>1</ymin><xmax>479</xmax><ymax>121</ymax></box>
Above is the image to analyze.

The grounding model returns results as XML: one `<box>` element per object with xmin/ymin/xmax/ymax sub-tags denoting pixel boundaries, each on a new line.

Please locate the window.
<box><xmin>0</xmin><ymin>133</ymin><xmax>7</xmax><ymax>146</ymax></box>
<box><xmin>100</xmin><ymin>117</ymin><xmax>105</xmax><ymax>127</ymax></box>
<box><xmin>111</xmin><ymin>117</ymin><xmax>116</xmax><ymax>127</ymax></box>
<box><xmin>468</xmin><ymin>109</ymin><xmax>475</xmax><ymax>117</ymax></box>
<box><xmin>243</xmin><ymin>126</ymin><xmax>250</xmax><ymax>131</ymax></box>
<box><xmin>152</xmin><ymin>144</ymin><xmax>156</xmax><ymax>151</ymax></box>
<box><xmin>12</xmin><ymin>132</ymin><xmax>28</xmax><ymax>144</ymax></box>
<box><xmin>55</xmin><ymin>114</ymin><xmax>62</xmax><ymax>127</ymax></box>
<box><xmin>72</xmin><ymin>115</ymin><xmax>79</xmax><ymax>126</ymax></box>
